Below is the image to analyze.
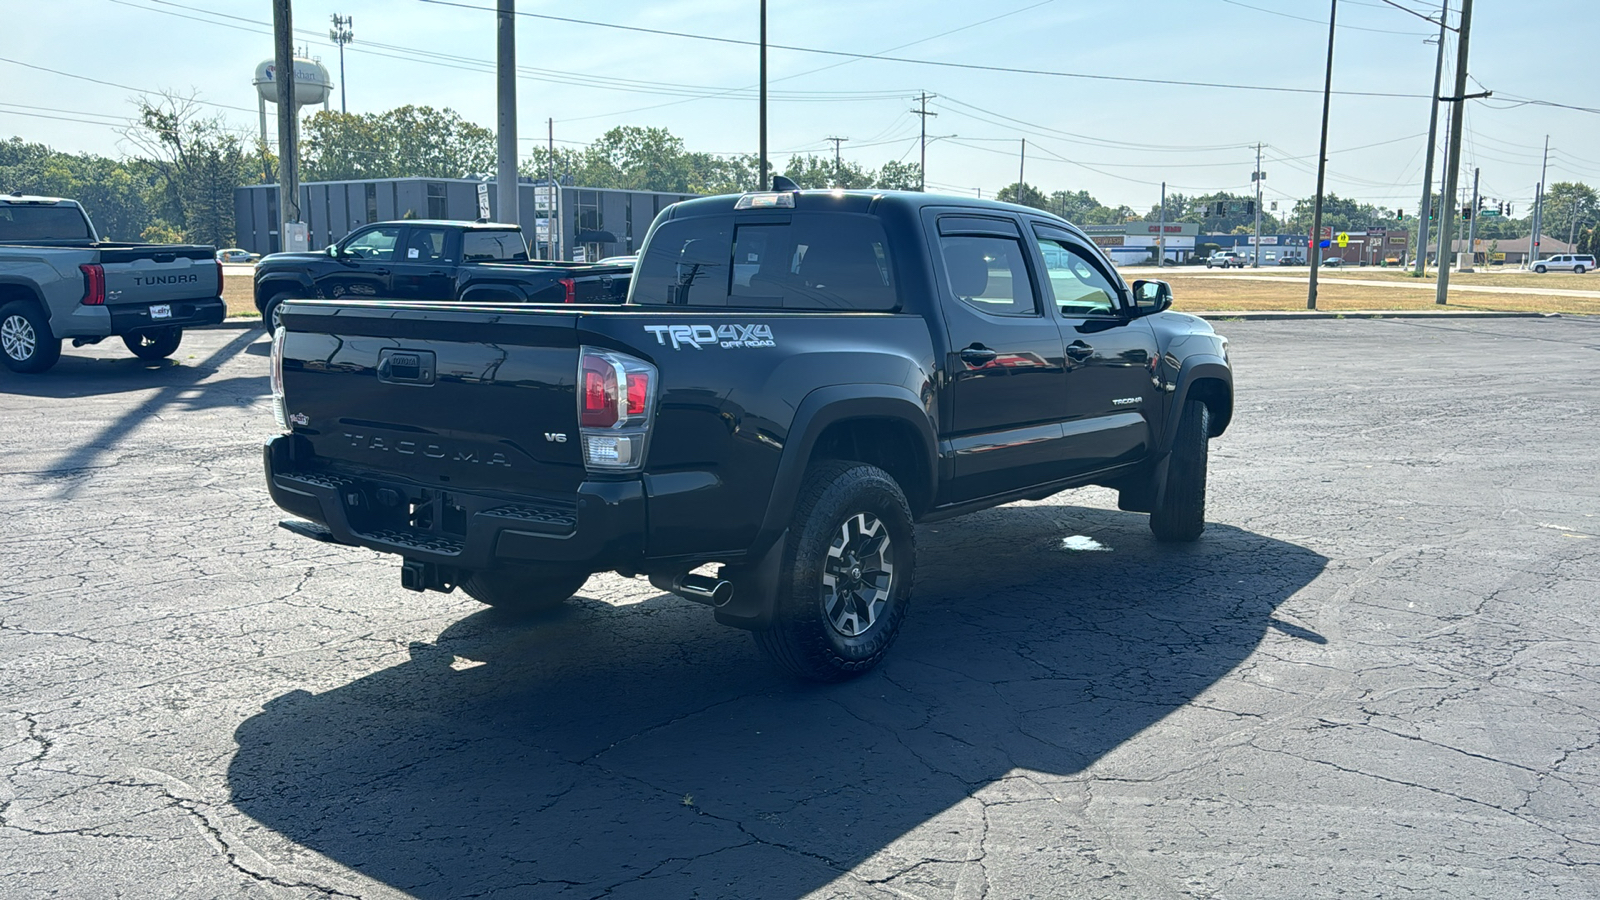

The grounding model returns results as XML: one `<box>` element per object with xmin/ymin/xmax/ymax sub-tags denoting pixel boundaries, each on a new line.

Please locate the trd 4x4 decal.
<box><xmin>644</xmin><ymin>324</ymin><xmax>775</xmax><ymax>350</ymax></box>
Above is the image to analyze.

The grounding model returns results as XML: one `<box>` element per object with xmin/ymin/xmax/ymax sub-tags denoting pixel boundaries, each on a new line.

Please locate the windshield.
<box><xmin>0</xmin><ymin>204</ymin><xmax>94</xmax><ymax>242</ymax></box>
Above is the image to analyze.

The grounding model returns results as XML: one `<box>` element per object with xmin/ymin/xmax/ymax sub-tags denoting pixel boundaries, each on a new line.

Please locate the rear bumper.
<box><xmin>108</xmin><ymin>298</ymin><xmax>225</xmax><ymax>334</ymax></box>
<box><xmin>263</xmin><ymin>434</ymin><xmax>645</xmax><ymax>572</ymax></box>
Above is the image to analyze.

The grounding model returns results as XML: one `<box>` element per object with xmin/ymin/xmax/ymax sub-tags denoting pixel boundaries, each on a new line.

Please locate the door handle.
<box><xmin>959</xmin><ymin>345</ymin><xmax>998</xmax><ymax>366</ymax></box>
<box><xmin>1065</xmin><ymin>341</ymin><xmax>1095</xmax><ymax>362</ymax></box>
<box><xmin>372</xmin><ymin>268</ymin><xmax>390</xmax><ymax>276</ymax></box>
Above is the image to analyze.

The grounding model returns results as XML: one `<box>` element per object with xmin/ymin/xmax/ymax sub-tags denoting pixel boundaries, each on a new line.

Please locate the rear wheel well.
<box><xmin>808</xmin><ymin>418</ymin><xmax>932</xmax><ymax>517</ymax></box>
<box><xmin>1187</xmin><ymin>377</ymin><xmax>1232</xmax><ymax>436</ymax></box>
<box><xmin>0</xmin><ymin>283</ymin><xmax>47</xmax><ymax>320</ymax></box>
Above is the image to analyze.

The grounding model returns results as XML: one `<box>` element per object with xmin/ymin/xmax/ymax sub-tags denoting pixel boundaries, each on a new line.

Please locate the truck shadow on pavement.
<box><xmin>229</xmin><ymin>504</ymin><xmax>1326</xmax><ymax>899</ymax></box>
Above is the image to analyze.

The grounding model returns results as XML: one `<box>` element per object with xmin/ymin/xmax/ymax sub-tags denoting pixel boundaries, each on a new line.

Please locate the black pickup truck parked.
<box><xmin>252</xmin><ymin>220</ymin><xmax>629</xmax><ymax>329</ymax></box>
<box><xmin>265</xmin><ymin>189</ymin><xmax>1232</xmax><ymax>680</ymax></box>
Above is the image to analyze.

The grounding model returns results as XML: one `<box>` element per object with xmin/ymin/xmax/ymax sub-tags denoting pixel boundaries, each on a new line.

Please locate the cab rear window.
<box><xmin>462</xmin><ymin>230</ymin><xmax>528</xmax><ymax>261</ymax></box>
<box><xmin>0</xmin><ymin>205</ymin><xmax>93</xmax><ymax>242</ymax></box>
<box><xmin>635</xmin><ymin>213</ymin><xmax>896</xmax><ymax>310</ymax></box>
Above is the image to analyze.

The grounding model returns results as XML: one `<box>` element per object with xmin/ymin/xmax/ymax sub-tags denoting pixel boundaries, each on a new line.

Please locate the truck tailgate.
<box><xmin>99</xmin><ymin>246</ymin><xmax>220</xmax><ymax>309</ymax></box>
<box><xmin>277</xmin><ymin>300</ymin><xmax>587</xmax><ymax>497</ymax></box>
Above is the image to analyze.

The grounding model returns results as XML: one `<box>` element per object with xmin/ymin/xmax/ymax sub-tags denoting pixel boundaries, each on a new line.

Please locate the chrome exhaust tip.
<box><xmin>650</xmin><ymin>571</ymin><xmax>734</xmax><ymax>608</ymax></box>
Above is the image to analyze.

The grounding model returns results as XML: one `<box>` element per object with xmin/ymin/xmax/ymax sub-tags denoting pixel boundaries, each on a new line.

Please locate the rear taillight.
<box><xmin>79</xmin><ymin>263</ymin><xmax>105</xmax><ymax>305</ymax></box>
<box><xmin>560</xmin><ymin>277</ymin><xmax>576</xmax><ymax>303</ymax></box>
<box><xmin>269</xmin><ymin>326</ymin><xmax>291</xmax><ymax>434</ymax></box>
<box><xmin>577</xmin><ymin>347</ymin><xmax>656</xmax><ymax>471</ymax></box>
<box><xmin>216</xmin><ymin>259</ymin><xmax>224</xmax><ymax>299</ymax></box>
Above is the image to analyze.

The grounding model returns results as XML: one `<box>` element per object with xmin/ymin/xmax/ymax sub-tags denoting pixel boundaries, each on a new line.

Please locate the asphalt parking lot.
<box><xmin>2</xmin><ymin>317</ymin><xmax>1598</xmax><ymax>899</ymax></box>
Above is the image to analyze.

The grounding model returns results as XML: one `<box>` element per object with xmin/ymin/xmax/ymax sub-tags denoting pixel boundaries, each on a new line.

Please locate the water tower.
<box><xmin>252</xmin><ymin>55</ymin><xmax>334</xmax><ymax>149</ymax></box>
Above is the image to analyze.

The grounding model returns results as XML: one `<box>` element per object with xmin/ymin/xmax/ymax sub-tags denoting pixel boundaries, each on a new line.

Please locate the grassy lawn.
<box><xmin>1164</xmin><ymin>273</ymin><xmax>1600</xmax><ymax>315</ymax></box>
<box><xmin>1210</xmin><ymin>267</ymin><xmax>1596</xmax><ymax>291</ymax></box>
<box><xmin>223</xmin><ymin>275</ymin><xmax>257</xmax><ymax>318</ymax></box>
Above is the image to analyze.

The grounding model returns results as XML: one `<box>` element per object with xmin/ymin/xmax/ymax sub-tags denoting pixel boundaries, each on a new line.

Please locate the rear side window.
<box><xmin>462</xmin><ymin>230</ymin><xmax>528</xmax><ymax>261</ymax></box>
<box><xmin>0</xmin><ymin>205</ymin><xmax>93</xmax><ymax>242</ymax></box>
<box><xmin>728</xmin><ymin>214</ymin><xmax>896</xmax><ymax>310</ymax></box>
<box><xmin>632</xmin><ymin>217</ymin><xmax>732</xmax><ymax>306</ymax></box>
<box><xmin>939</xmin><ymin>235</ymin><xmax>1036</xmax><ymax>317</ymax></box>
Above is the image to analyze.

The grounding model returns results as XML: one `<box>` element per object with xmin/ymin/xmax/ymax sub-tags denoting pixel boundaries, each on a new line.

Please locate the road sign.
<box><xmin>1478</xmin><ymin>209</ymin><xmax>1501</xmax><ymax>218</ymax></box>
<box><xmin>1336</xmin><ymin>232</ymin><xmax>1350</xmax><ymax>248</ymax></box>
<box><xmin>476</xmin><ymin>182</ymin><xmax>491</xmax><ymax>219</ymax></box>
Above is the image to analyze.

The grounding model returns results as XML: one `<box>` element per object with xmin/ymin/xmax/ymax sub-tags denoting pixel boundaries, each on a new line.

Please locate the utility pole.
<box><xmin>495</xmin><ymin>0</ymin><xmax>519</xmax><ymax>230</ymax></box>
<box><xmin>1018</xmin><ymin>139</ymin><xmax>1026</xmax><ymax>202</ymax></box>
<box><xmin>1307</xmin><ymin>0</ymin><xmax>1338</xmax><ymax>310</ymax></box>
<box><xmin>1530</xmin><ymin>136</ymin><xmax>1549</xmax><ymax>267</ymax></box>
<box><xmin>911</xmin><ymin>92</ymin><xmax>936</xmax><ymax>191</ymax></box>
<box><xmin>1413</xmin><ymin>0</ymin><xmax>1448</xmax><ymax>276</ymax></box>
<box><xmin>548</xmin><ymin>118</ymin><xmax>558</xmax><ymax>261</ymax></box>
<box><xmin>1252</xmin><ymin>143</ymin><xmax>1264</xmax><ymax>267</ymax></box>
<box><xmin>1434</xmin><ymin>0</ymin><xmax>1473</xmax><ymax>305</ymax></box>
<box><xmin>1158</xmin><ymin>181</ymin><xmax>1167</xmax><ymax>269</ymax></box>
<box><xmin>329</xmin><ymin>14</ymin><xmax>353</xmax><ymax>114</ymax></box>
<box><xmin>825</xmin><ymin>136</ymin><xmax>848</xmax><ymax>186</ymax></box>
<box><xmin>758</xmin><ymin>0</ymin><xmax>768</xmax><ymax>190</ymax></box>
<box><xmin>1459</xmin><ymin>166</ymin><xmax>1480</xmax><ymax>272</ymax></box>
<box><xmin>272</xmin><ymin>0</ymin><xmax>300</xmax><ymax>253</ymax></box>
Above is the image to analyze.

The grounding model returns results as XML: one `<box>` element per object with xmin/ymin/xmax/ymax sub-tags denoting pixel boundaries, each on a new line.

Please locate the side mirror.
<box><xmin>1130</xmin><ymin>279</ymin><xmax>1173</xmax><ymax>315</ymax></box>
<box><xmin>325</xmin><ymin>244</ymin><xmax>340</xmax><ymax>258</ymax></box>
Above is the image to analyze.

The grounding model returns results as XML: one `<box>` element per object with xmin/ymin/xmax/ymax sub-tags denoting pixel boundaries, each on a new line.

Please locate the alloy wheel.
<box><xmin>820</xmin><ymin>512</ymin><xmax>895</xmax><ymax>638</ymax></box>
<box><xmin>2</xmin><ymin>314</ymin><xmax>36</xmax><ymax>361</ymax></box>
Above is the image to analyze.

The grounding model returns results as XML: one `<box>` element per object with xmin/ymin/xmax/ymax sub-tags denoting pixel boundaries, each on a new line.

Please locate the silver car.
<box><xmin>1532</xmin><ymin>254</ymin><xmax>1594</xmax><ymax>274</ymax></box>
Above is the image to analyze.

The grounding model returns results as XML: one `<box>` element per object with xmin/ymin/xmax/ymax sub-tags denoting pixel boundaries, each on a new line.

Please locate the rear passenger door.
<box><xmin>390</xmin><ymin>226</ymin><xmax>457</xmax><ymax>301</ymax></box>
<box><xmin>1031</xmin><ymin>224</ymin><xmax>1161</xmax><ymax>474</ymax></box>
<box><xmin>928</xmin><ymin>212</ymin><xmax>1076</xmax><ymax>503</ymax></box>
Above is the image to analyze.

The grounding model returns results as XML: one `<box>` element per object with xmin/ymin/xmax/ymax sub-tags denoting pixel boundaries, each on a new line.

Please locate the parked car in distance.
<box><xmin>0</xmin><ymin>193</ymin><xmax>223</xmax><ymax>373</ymax></box>
<box><xmin>216</xmin><ymin>248</ymin><xmax>260</xmax><ymax>264</ymax></box>
<box><xmin>1321</xmin><ymin>257</ymin><xmax>1343</xmax><ymax>267</ymax></box>
<box><xmin>1277</xmin><ymin>255</ymin><xmax>1306</xmax><ymax>266</ymax></box>
<box><xmin>1532</xmin><ymin>254</ymin><xmax>1594</xmax><ymax>274</ymax></box>
<box><xmin>252</xmin><ymin>220</ymin><xmax>630</xmax><ymax>330</ymax></box>
<box><xmin>1204</xmin><ymin>250</ymin><xmax>1245</xmax><ymax>269</ymax></box>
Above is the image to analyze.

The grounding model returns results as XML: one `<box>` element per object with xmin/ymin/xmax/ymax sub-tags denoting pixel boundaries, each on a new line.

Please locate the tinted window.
<box><xmin>0</xmin><ymin>205</ymin><xmax>93</xmax><ymax>242</ymax></box>
<box><xmin>728</xmin><ymin>214</ymin><xmax>896</xmax><ymax>310</ymax></box>
<box><xmin>462</xmin><ymin>230</ymin><xmax>528</xmax><ymax>261</ymax></box>
<box><xmin>939</xmin><ymin>235</ymin><xmax>1036</xmax><ymax>317</ymax></box>
<box><xmin>342</xmin><ymin>226</ymin><xmax>400</xmax><ymax>260</ymax></box>
<box><xmin>632</xmin><ymin>216</ymin><xmax>732</xmax><ymax>306</ymax></box>
<box><xmin>402</xmin><ymin>227</ymin><xmax>449</xmax><ymax>262</ymax></box>
<box><xmin>1035</xmin><ymin>235</ymin><xmax>1120</xmax><ymax>316</ymax></box>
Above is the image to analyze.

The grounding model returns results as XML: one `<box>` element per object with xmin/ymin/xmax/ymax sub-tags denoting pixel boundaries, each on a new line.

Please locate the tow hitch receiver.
<box><xmin>401</xmin><ymin>559</ymin><xmax>460</xmax><ymax>593</ymax></box>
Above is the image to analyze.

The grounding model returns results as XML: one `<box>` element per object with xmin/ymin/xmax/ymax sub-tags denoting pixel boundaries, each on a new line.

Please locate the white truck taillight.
<box><xmin>577</xmin><ymin>347</ymin><xmax>656</xmax><ymax>471</ymax></box>
<box><xmin>269</xmin><ymin>326</ymin><xmax>291</xmax><ymax>434</ymax></box>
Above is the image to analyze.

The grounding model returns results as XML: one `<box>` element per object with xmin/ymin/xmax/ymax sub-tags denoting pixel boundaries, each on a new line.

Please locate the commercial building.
<box><xmin>1083</xmin><ymin>222</ymin><xmax>1198</xmax><ymax>266</ymax></box>
<box><xmin>234</xmin><ymin>178</ymin><xmax>697</xmax><ymax>261</ymax></box>
<box><xmin>1209</xmin><ymin>229</ymin><xmax>1413</xmax><ymax>266</ymax></box>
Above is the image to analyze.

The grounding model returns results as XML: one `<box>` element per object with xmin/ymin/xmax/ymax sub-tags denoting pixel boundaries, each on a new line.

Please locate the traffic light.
<box><xmin>1462</xmin><ymin>208</ymin><xmax>1472</xmax><ymax>221</ymax></box>
<box><xmin>1397</xmin><ymin>209</ymin><xmax>1405</xmax><ymax>220</ymax></box>
<box><xmin>1497</xmin><ymin>201</ymin><xmax>1504</xmax><ymax>215</ymax></box>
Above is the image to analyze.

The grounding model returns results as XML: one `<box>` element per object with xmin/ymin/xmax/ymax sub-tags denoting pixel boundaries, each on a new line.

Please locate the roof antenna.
<box><xmin>771</xmin><ymin>175</ymin><xmax>800</xmax><ymax>193</ymax></box>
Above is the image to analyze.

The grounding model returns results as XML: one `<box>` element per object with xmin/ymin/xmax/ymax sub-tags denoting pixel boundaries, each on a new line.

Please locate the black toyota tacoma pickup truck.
<box><xmin>264</xmin><ymin>189</ymin><xmax>1232</xmax><ymax>680</ymax></box>
<box><xmin>253</xmin><ymin>219</ymin><xmax>629</xmax><ymax>329</ymax></box>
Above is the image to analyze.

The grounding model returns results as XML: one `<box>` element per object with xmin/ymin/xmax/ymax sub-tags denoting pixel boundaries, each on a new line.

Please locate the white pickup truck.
<box><xmin>0</xmin><ymin>194</ymin><xmax>223</xmax><ymax>373</ymax></box>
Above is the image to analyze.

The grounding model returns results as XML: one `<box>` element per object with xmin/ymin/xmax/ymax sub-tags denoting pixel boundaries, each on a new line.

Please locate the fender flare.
<box><xmin>254</xmin><ymin>275</ymin><xmax>315</xmax><ymax>312</ymax></box>
<box><xmin>0</xmin><ymin>277</ymin><xmax>50</xmax><ymax>318</ymax></box>
<box><xmin>1157</xmin><ymin>354</ymin><xmax>1232</xmax><ymax>456</ymax></box>
<box><xmin>751</xmin><ymin>384</ymin><xmax>938</xmax><ymax>558</ymax></box>
<box><xmin>457</xmin><ymin>284</ymin><xmax>531</xmax><ymax>304</ymax></box>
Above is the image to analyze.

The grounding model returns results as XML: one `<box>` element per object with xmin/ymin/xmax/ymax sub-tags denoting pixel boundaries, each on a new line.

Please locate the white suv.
<box><xmin>1533</xmin><ymin>254</ymin><xmax>1594</xmax><ymax>274</ymax></box>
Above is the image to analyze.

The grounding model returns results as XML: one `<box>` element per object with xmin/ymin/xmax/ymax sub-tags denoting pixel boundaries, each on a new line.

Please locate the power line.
<box><xmin>413</xmin><ymin>0</ymin><xmax>1432</xmax><ymax>99</ymax></box>
<box><xmin>1217</xmin><ymin>0</ymin><xmax>1432</xmax><ymax>35</ymax></box>
<box><xmin>0</xmin><ymin>54</ymin><xmax>257</xmax><ymax>114</ymax></box>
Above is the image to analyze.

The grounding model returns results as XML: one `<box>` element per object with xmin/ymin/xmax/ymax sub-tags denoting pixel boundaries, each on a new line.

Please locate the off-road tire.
<box><xmin>1150</xmin><ymin>398</ymin><xmax>1210</xmax><ymax>542</ymax></box>
<box><xmin>752</xmin><ymin>460</ymin><xmax>915</xmax><ymax>682</ymax></box>
<box><xmin>461</xmin><ymin>564</ymin><xmax>590</xmax><ymax>614</ymax></box>
<box><xmin>122</xmin><ymin>327</ymin><xmax>183</xmax><ymax>360</ymax></box>
<box><xmin>0</xmin><ymin>300</ymin><xmax>61</xmax><ymax>374</ymax></box>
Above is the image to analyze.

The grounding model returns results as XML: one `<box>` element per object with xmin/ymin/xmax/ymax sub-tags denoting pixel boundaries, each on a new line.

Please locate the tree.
<box><xmin>875</xmin><ymin>160</ymin><xmax>921</xmax><ymax>191</ymax></box>
<box><xmin>0</xmin><ymin>138</ymin><xmax>156</xmax><ymax>241</ymax></box>
<box><xmin>996</xmin><ymin>182</ymin><xmax>1048</xmax><ymax>208</ymax></box>
<box><xmin>123</xmin><ymin>95</ymin><xmax>253</xmax><ymax>246</ymax></box>
<box><xmin>1540</xmin><ymin>182</ymin><xmax>1598</xmax><ymax>246</ymax></box>
<box><xmin>301</xmin><ymin>106</ymin><xmax>494</xmax><ymax>181</ymax></box>
<box><xmin>782</xmin><ymin>153</ymin><xmax>874</xmax><ymax>189</ymax></box>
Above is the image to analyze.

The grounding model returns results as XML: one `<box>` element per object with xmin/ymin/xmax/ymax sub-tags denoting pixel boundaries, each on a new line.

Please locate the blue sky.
<box><xmin>3</xmin><ymin>0</ymin><xmax>1594</xmax><ymax>214</ymax></box>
